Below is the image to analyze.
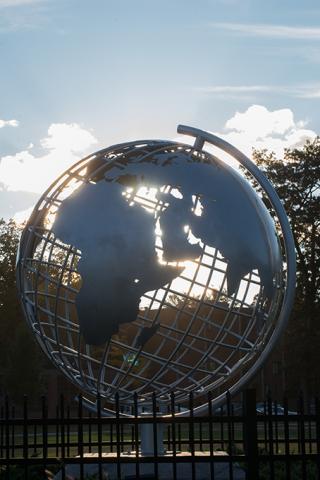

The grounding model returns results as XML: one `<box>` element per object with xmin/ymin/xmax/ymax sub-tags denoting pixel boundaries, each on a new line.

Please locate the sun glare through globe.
<box><xmin>16</xmin><ymin>125</ymin><xmax>295</xmax><ymax>411</ymax></box>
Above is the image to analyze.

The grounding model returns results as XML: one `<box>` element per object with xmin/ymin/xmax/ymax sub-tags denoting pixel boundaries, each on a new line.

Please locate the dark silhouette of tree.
<box><xmin>0</xmin><ymin>219</ymin><xmax>44</xmax><ymax>399</ymax></box>
<box><xmin>251</xmin><ymin>138</ymin><xmax>320</xmax><ymax>395</ymax></box>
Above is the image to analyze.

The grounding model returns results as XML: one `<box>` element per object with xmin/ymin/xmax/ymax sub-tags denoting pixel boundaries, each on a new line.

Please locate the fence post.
<box><xmin>243</xmin><ymin>389</ymin><xmax>258</xmax><ymax>480</ymax></box>
<box><xmin>23</xmin><ymin>396</ymin><xmax>28</xmax><ymax>480</ymax></box>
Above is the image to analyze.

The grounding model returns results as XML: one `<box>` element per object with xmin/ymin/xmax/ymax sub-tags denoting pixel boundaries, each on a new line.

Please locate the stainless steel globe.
<box><xmin>16</xmin><ymin>125</ymin><xmax>295</xmax><ymax>414</ymax></box>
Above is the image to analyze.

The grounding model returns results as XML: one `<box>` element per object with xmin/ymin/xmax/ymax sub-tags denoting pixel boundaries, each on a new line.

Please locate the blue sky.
<box><xmin>1</xmin><ymin>0</ymin><xmax>320</xmax><ymax>218</ymax></box>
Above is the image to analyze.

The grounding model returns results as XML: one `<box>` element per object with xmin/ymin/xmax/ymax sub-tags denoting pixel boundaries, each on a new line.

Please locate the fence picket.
<box><xmin>283</xmin><ymin>395</ymin><xmax>291</xmax><ymax>480</ymax></box>
<box><xmin>0</xmin><ymin>390</ymin><xmax>319</xmax><ymax>480</ymax></box>
<box><xmin>244</xmin><ymin>389</ymin><xmax>258</xmax><ymax>480</ymax></box>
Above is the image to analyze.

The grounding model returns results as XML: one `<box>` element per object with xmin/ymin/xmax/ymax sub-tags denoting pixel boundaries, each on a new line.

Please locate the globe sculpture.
<box><xmin>16</xmin><ymin>125</ymin><xmax>295</xmax><ymax>415</ymax></box>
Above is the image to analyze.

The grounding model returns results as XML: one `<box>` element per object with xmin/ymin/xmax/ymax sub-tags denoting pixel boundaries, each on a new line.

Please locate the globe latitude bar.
<box><xmin>16</xmin><ymin>124</ymin><xmax>296</xmax><ymax>418</ymax></box>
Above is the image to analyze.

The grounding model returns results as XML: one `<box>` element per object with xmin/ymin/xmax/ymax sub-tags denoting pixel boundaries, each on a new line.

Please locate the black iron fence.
<box><xmin>0</xmin><ymin>389</ymin><xmax>320</xmax><ymax>479</ymax></box>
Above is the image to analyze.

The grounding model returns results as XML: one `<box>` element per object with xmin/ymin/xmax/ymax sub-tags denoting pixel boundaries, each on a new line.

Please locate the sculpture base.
<box><xmin>53</xmin><ymin>451</ymin><xmax>245</xmax><ymax>479</ymax></box>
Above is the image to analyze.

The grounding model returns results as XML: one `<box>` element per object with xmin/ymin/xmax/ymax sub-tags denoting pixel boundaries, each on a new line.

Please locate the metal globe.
<box><xmin>16</xmin><ymin>125</ymin><xmax>295</xmax><ymax>414</ymax></box>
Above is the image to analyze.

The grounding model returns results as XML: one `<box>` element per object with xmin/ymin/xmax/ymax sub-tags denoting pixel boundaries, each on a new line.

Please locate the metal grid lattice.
<box><xmin>17</xmin><ymin>131</ymin><xmax>293</xmax><ymax>410</ymax></box>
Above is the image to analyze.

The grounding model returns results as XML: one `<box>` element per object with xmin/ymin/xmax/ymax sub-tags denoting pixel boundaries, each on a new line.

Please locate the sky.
<box><xmin>1</xmin><ymin>0</ymin><xmax>320</xmax><ymax>220</ymax></box>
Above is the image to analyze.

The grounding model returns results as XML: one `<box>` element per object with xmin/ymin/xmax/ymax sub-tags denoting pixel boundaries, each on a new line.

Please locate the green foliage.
<box><xmin>252</xmin><ymin>139</ymin><xmax>320</xmax><ymax>309</ymax></box>
<box><xmin>258</xmin><ymin>460</ymin><xmax>318</xmax><ymax>480</ymax></box>
<box><xmin>0</xmin><ymin>219</ymin><xmax>45</xmax><ymax>400</ymax></box>
<box><xmin>251</xmin><ymin>138</ymin><xmax>320</xmax><ymax>395</ymax></box>
<box><xmin>0</xmin><ymin>219</ymin><xmax>22</xmax><ymax>365</ymax></box>
<box><xmin>0</xmin><ymin>463</ymin><xmax>60</xmax><ymax>480</ymax></box>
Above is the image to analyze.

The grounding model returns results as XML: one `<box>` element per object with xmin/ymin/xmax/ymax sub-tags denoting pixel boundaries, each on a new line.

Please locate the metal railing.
<box><xmin>0</xmin><ymin>389</ymin><xmax>320</xmax><ymax>479</ymax></box>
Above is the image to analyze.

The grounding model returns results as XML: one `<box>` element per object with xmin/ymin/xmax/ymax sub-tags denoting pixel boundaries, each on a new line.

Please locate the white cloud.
<box><xmin>0</xmin><ymin>123</ymin><xmax>98</xmax><ymax>194</ymax></box>
<box><xmin>197</xmin><ymin>86</ymin><xmax>272</xmax><ymax>94</ymax></box>
<box><xmin>211</xmin><ymin>22</ymin><xmax>320</xmax><ymax>40</ymax></box>
<box><xmin>216</xmin><ymin>0</ymin><xmax>240</xmax><ymax>4</ymax></box>
<box><xmin>13</xmin><ymin>206</ymin><xmax>33</xmax><ymax>224</ymax></box>
<box><xmin>195</xmin><ymin>86</ymin><xmax>272</xmax><ymax>100</ymax></box>
<box><xmin>225</xmin><ymin>106</ymin><xmax>296</xmax><ymax>137</ymax></box>
<box><xmin>297</xmin><ymin>88</ymin><xmax>320</xmax><ymax>99</ymax></box>
<box><xmin>41</xmin><ymin>123</ymin><xmax>97</xmax><ymax>153</ymax></box>
<box><xmin>0</xmin><ymin>118</ymin><xmax>19</xmax><ymax>128</ymax></box>
<box><xmin>0</xmin><ymin>0</ymin><xmax>49</xmax><ymax>33</ymax></box>
<box><xmin>218</xmin><ymin>105</ymin><xmax>316</xmax><ymax>157</ymax></box>
<box><xmin>195</xmin><ymin>84</ymin><xmax>320</xmax><ymax>99</ymax></box>
<box><xmin>0</xmin><ymin>0</ymin><xmax>45</xmax><ymax>8</ymax></box>
<box><xmin>176</xmin><ymin>105</ymin><xmax>316</xmax><ymax>159</ymax></box>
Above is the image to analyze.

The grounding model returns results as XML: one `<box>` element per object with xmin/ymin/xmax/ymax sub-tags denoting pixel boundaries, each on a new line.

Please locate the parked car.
<box><xmin>213</xmin><ymin>403</ymin><xmax>243</xmax><ymax>415</ymax></box>
<box><xmin>256</xmin><ymin>402</ymin><xmax>297</xmax><ymax>415</ymax></box>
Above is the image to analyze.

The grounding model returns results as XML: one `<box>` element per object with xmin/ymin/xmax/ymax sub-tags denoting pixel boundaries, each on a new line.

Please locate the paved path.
<box><xmin>54</xmin><ymin>451</ymin><xmax>246</xmax><ymax>479</ymax></box>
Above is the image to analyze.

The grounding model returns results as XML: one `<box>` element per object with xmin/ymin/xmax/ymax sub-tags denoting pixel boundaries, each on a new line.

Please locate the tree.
<box><xmin>251</xmin><ymin>138</ymin><xmax>320</xmax><ymax>396</ymax></box>
<box><xmin>0</xmin><ymin>219</ymin><xmax>45</xmax><ymax>400</ymax></box>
